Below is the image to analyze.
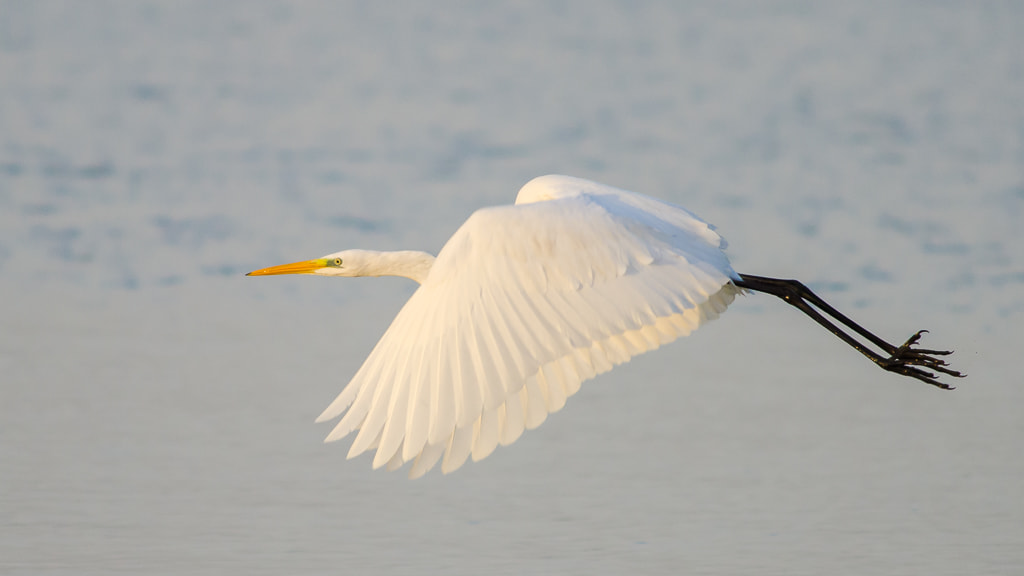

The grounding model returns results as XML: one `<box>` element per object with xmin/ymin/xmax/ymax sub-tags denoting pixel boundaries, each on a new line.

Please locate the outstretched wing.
<box><xmin>316</xmin><ymin>189</ymin><xmax>739</xmax><ymax>477</ymax></box>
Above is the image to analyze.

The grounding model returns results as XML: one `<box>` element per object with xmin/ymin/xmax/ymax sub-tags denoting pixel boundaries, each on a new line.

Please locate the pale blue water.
<box><xmin>2</xmin><ymin>2</ymin><xmax>1022</xmax><ymax>574</ymax></box>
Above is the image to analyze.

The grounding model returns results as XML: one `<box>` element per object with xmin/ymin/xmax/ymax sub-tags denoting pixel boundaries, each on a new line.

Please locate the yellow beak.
<box><xmin>246</xmin><ymin>259</ymin><xmax>327</xmax><ymax>276</ymax></box>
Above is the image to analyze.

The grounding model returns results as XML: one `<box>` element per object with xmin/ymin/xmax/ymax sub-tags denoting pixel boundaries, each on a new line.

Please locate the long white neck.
<box><xmin>322</xmin><ymin>249</ymin><xmax>436</xmax><ymax>284</ymax></box>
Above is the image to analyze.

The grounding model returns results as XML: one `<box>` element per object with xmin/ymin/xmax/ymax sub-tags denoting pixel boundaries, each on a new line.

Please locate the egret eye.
<box><xmin>333</xmin><ymin>258</ymin><xmax>343</xmax><ymax>267</ymax></box>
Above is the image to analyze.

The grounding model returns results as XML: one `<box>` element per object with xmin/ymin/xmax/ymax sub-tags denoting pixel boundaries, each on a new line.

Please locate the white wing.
<box><xmin>316</xmin><ymin>185</ymin><xmax>740</xmax><ymax>477</ymax></box>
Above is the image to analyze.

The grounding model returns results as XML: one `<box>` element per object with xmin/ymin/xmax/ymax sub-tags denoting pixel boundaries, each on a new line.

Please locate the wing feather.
<box><xmin>409</xmin><ymin>440</ymin><xmax>446</xmax><ymax>479</ymax></box>
<box><xmin>480</xmin><ymin>288</ymin><xmax>531</xmax><ymax>386</ymax></box>
<box><xmin>401</xmin><ymin>288</ymin><xmax>445</xmax><ymax>461</ymax></box>
<box><xmin>522</xmin><ymin>375</ymin><xmax>549</xmax><ymax>430</ymax></box>
<box><xmin>442</xmin><ymin>422</ymin><xmax>474</xmax><ymax>473</ymax></box>
<box><xmin>559</xmin><ymin>355</ymin><xmax>583</xmax><ymax>398</ymax></box>
<box><xmin>458</xmin><ymin>314</ymin><xmax>486</xmax><ymax>429</ymax></box>
<box><xmin>585</xmin><ymin>343</ymin><xmax>614</xmax><ymax>375</ymax></box>
<box><xmin>500</xmin><ymin>388</ymin><xmax>526</xmax><ymax>446</ymax></box>
<box><xmin>347</xmin><ymin>359</ymin><xmax>396</xmax><ymax>458</ymax></box>
<box><xmin>540</xmin><ymin>362</ymin><xmax>566</xmax><ymax>413</ymax></box>
<box><xmin>372</xmin><ymin>367</ymin><xmax>411</xmax><ymax>468</ymax></box>
<box><xmin>473</xmin><ymin>301</ymin><xmax>515</xmax><ymax>411</ymax></box>
<box><xmin>472</xmin><ymin>406</ymin><xmax>501</xmax><ymax>461</ymax></box>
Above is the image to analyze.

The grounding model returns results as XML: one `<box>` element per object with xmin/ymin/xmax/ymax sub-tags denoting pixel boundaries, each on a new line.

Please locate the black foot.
<box><xmin>879</xmin><ymin>330</ymin><xmax>966</xmax><ymax>390</ymax></box>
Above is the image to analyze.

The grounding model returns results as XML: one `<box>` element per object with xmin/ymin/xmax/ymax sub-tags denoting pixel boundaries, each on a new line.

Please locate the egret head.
<box><xmin>246</xmin><ymin>250</ymin><xmax>367</xmax><ymax>278</ymax></box>
<box><xmin>247</xmin><ymin>249</ymin><xmax>435</xmax><ymax>283</ymax></box>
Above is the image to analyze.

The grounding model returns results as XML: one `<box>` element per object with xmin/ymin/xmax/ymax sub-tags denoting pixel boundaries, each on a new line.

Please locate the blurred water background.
<box><xmin>2</xmin><ymin>2</ymin><xmax>1022</xmax><ymax>574</ymax></box>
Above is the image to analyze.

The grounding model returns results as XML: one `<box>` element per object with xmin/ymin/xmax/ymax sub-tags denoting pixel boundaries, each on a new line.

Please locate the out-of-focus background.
<box><xmin>2</xmin><ymin>2</ymin><xmax>1021</xmax><ymax>574</ymax></box>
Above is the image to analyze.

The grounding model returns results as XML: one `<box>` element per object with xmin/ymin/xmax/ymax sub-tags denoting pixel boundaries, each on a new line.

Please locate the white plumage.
<box><xmin>249</xmin><ymin>175</ymin><xmax>742</xmax><ymax>477</ymax></box>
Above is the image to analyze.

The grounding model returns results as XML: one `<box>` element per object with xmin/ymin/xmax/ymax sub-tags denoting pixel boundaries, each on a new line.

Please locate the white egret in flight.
<box><xmin>248</xmin><ymin>175</ymin><xmax>962</xmax><ymax>478</ymax></box>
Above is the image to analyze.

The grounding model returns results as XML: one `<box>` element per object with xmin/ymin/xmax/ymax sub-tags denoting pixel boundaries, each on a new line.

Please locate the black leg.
<box><xmin>733</xmin><ymin>274</ymin><xmax>964</xmax><ymax>390</ymax></box>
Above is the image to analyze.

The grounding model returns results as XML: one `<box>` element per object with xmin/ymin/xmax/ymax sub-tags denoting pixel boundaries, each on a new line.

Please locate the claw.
<box><xmin>879</xmin><ymin>330</ymin><xmax>965</xmax><ymax>388</ymax></box>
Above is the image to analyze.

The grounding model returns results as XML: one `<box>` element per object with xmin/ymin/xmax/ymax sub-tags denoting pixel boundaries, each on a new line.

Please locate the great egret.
<box><xmin>248</xmin><ymin>175</ymin><xmax>963</xmax><ymax>478</ymax></box>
